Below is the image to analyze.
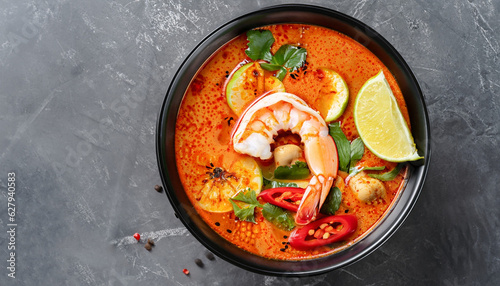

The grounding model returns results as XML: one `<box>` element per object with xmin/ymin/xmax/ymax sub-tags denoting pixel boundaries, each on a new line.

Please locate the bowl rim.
<box><xmin>156</xmin><ymin>4</ymin><xmax>431</xmax><ymax>276</ymax></box>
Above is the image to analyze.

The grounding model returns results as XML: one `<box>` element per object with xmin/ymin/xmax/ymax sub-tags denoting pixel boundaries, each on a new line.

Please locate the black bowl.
<box><xmin>156</xmin><ymin>4</ymin><xmax>430</xmax><ymax>276</ymax></box>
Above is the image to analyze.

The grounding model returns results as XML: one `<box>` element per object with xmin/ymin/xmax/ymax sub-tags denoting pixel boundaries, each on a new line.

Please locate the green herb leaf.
<box><xmin>230</xmin><ymin>200</ymin><xmax>257</xmax><ymax>223</ymax></box>
<box><xmin>367</xmin><ymin>164</ymin><xmax>403</xmax><ymax>181</ymax></box>
<box><xmin>231</xmin><ymin>188</ymin><xmax>261</xmax><ymax>206</ymax></box>
<box><xmin>320</xmin><ymin>187</ymin><xmax>342</xmax><ymax>215</ymax></box>
<box><xmin>262</xmin><ymin>203</ymin><xmax>295</xmax><ymax>231</ymax></box>
<box><xmin>329</xmin><ymin>122</ymin><xmax>350</xmax><ymax>172</ymax></box>
<box><xmin>260</xmin><ymin>63</ymin><xmax>282</xmax><ymax>71</ymax></box>
<box><xmin>245</xmin><ymin>30</ymin><xmax>274</xmax><ymax>62</ymax></box>
<box><xmin>260</xmin><ymin>64</ymin><xmax>287</xmax><ymax>81</ymax></box>
<box><xmin>274</xmin><ymin>161</ymin><xmax>310</xmax><ymax>180</ymax></box>
<box><xmin>275</xmin><ymin>67</ymin><xmax>287</xmax><ymax>81</ymax></box>
<box><xmin>350</xmin><ymin>138</ymin><xmax>365</xmax><ymax>162</ymax></box>
<box><xmin>229</xmin><ymin>189</ymin><xmax>263</xmax><ymax>223</ymax></box>
<box><xmin>263</xmin><ymin>178</ymin><xmax>298</xmax><ymax>190</ymax></box>
<box><xmin>349</xmin><ymin>165</ymin><xmax>385</xmax><ymax>178</ymax></box>
<box><xmin>270</xmin><ymin>45</ymin><xmax>307</xmax><ymax>72</ymax></box>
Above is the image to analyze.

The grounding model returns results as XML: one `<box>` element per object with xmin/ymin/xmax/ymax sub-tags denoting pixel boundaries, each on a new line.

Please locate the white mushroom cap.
<box><xmin>348</xmin><ymin>172</ymin><xmax>386</xmax><ymax>203</ymax></box>
<box><xmin>274</xmin><ymin>144</ymin><xmax>303</xmax><ymax>167</ymax></box>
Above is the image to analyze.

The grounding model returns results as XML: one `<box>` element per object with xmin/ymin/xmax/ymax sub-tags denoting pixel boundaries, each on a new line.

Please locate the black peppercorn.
<box><xmin>194</xmin><ymin>258</ymin><xmax>204</xmax><ymax>267</ymax></box>
<box><xmin>205</xmin><ymin>252</ymin><xmax>215</xmax><ymax>261</ymax></box>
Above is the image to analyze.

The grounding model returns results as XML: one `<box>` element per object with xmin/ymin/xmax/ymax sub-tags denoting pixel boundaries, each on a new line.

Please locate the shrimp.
<box><xmin>230</xmin><ymin>92</ymin><xmax>338</xmax><ymax>225</ymax></box>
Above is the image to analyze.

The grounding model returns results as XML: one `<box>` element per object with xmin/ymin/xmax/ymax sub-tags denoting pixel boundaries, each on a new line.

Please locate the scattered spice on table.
<box><xmin>183</xmin><ymin>268</ymin><xmax>190</xmax><ymax>275</ymax></box>
<box><xmin>205</xmin><ymin>252</ymin><xmax>215</xmax><ymax>261</ymax></box>
<box><xmin>154</xmin><ymin>185</ymin><xmax>163</xmax><ymax>192</ymax></box>
<box><xmin>133</xmin><ymin>233</ymin><xmax>140</xmax><ymax>241</ymax></box>
<box><xmin>194</xmin><ymin>258</ymin><xmax>204</xmax><ymax>267</ymax></box>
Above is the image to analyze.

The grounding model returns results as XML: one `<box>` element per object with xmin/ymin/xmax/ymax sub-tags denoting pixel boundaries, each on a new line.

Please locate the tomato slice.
<box><xmin>288</xmin><ymin>215</ymin><xmax>357</xmax><ymax>250</ymax></box>
<box><xmin>257</xmin><ymin>187</ymin><xmax>305</xmax><ymax>212</ymax></box>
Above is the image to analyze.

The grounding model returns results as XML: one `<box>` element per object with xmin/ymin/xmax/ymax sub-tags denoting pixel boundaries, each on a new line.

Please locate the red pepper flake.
<box><xmin>183</xmin><ymin>268</ymin><xmax>190</xmax><ymax>275</ymax></box>
<box><xmin>133</xmin><ymin>233</ymin><xmax>140</xmax><ymax>241</ymax></box>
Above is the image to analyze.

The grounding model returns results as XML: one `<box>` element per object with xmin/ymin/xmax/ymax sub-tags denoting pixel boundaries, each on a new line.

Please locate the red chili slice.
<box><xmin>257</xmin><ymin>187</ymin><xmax>305</xmax><ymax>212</ymax></box>
<box><xmin>288</xmin><ymin>215</ymin><xmax>358</xmax><ymax>250</ymax></box>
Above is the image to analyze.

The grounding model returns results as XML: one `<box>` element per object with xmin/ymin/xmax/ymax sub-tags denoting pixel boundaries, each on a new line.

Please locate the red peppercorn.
<box><xmin>182</xmin><ymin>268</ymin><xmax>190</xmax><ymax>275</ymax></box>
<box><xmin>133</xmin><ymin>233</ymin><xmax>140</xmax><ymax>241</ymax></box>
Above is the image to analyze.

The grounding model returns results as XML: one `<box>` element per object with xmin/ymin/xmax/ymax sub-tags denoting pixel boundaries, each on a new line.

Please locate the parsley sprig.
<box><xmin>229</xmin><ymin>188</ymin><xmax>296</xmax><ymax>230</ymax></box>
<box><xmin>244</xmin><ymin>30</ymin><xmax>307</xmax><ymax>81</ymax></box>
<box><xmin>229</xmin><ymin>188</ymin><xmax>263</xmax><ymax>223</ymax></box>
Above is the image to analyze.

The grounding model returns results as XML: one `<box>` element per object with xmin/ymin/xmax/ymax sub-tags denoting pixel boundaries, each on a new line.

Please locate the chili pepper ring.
<box><xmin>288</xmin><ymin>215</ymin><xmax>358</xmax><ymax>250</ymax></box>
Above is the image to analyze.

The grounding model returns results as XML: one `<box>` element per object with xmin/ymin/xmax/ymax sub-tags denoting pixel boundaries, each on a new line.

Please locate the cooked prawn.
<box><xmin>230</xmin><ymin>92</ymin><xmax>338</xmax><ymax>225</ymax></box>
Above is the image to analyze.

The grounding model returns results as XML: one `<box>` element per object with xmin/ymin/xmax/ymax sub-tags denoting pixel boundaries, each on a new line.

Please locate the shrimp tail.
<box><xmin>295</xmin><ymin>135</ymin><xmax>338</xmax><ymax>225</ymax></box>
<box><xmin>295</xmin><ymin>175</ymin><xmax>334</xmax><ymax>225</ymax></box>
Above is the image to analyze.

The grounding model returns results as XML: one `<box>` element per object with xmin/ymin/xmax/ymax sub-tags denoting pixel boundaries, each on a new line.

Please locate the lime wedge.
<box><xmin>225</xmin><ymin>62</ymin><xmax>265</xmax><ymax>116</ymax></box>
<box><xmin>354</xmin><ymin>70</ymin><xmax>422</xmax><ymax>162</ymax></box>
<box><xmin>316</xmin><ymin>68</ymin><xmax>349</xmax><ymax>122</ymax></box>
<box><xmin>196</xmin><ymin>157</ymin><xmax>262</xmax><ymax>212</ymax></box>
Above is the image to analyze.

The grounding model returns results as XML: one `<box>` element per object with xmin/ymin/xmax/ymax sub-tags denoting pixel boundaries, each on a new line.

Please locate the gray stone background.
<box><xmin>0</xmin><ymin>0</ymin><xmax>499</xmax><ymax>285</ymax></box>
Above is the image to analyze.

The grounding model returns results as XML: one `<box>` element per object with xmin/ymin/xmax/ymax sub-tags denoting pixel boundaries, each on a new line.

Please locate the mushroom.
<box><xmin>274</xmin><ymin>144</ymin><xmax>303</xmax><ymax>167</ymax></box>
<box><xmin>348</xmin><ymin>171</ymin><xmax>386</xmax><ymax>203</ymax></box>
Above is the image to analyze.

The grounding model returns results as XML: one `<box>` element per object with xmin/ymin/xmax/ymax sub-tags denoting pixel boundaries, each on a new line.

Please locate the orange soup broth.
<box><xmin>175</xmin><ymin>24</ymin><xmax>409</xmax><ymax>260</ymax></box>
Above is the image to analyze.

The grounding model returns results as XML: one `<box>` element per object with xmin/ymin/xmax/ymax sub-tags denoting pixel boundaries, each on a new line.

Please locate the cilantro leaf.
<box><xmin>274</xmin><ymin>161</ymin><xmax>310</xmax><ymax>180</ymax></box>
<box><xmin>231</xmin><ymin>188</ymin><xmax>261</xmax><ymax>206</ymax></box>
<box><xmin>260</xmin><ymin>64</ymin><xmax>287</xmax><ymax>81</ymax></box>
<box><xmin>368</xmin><ymin>164</ymin><xmax>403</xmax><ymax>181</ymax></box>
<box><xmin>230</xmin><ymin>200</ymin><xmax>258</xmax><ymax>223</ymax></box>
<box><xmin>262</xmin><ymin>203</ymin><xmax>295</xmax><ymax>231</ymax></box>
<box><xmin>229</xmin><ymin>189</ymin><xmax>263</xmax><ymax>223</ymax></box>
<box><xmin>263</xmin><ymin>178</ymin><xmax>298</xmax><ymax>190</ymax></box>
<box><xmin>245</xmin><ymin>30</ymin><xmax>274</xmax><ymax>62</ymax></box>
<box><xmin>270</xmin><ymin>45</ymin><xmax>307</xmax><ymax>72</ymax></box>
<box><xmin>259</xmin><ymin>63</ymin><xmax>282</xmax><ymax>71</ymax></box>
<box><xmin>245</xmin><ymin>30</ymin><xmax>307</xmax><ymax>82</ymax></box>
<box><xmin>320</xmin><ymin>187</ymin><xmax>342</xmax><ymax>215</ymax></box>
<box><xmin>348</xmin><ymin>165</ymin><xmax>385</xmax><ymax>179</ymax></box>
<box><xmin>329</xmin><ymin>122</ymin><xmax>350</xmax><ymax>172</ymax></box>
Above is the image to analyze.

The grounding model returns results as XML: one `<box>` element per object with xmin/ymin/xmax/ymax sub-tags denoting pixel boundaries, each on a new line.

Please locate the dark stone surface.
<box><xmin>0</xmin><ymin>0</ymin><xmax>499</xmax><ymax>285</ymax></box>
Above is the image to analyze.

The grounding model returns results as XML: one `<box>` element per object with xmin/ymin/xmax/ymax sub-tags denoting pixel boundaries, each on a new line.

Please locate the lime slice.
<box><xmin>316</xmin><ymin>68</ymin><xmax>349</xmax><ymax>122</ymax></box>
<box><xmin>265</xmin><ymin>76</ymin><xmax>286</xmax><ymax>93</ymax></box>
<box><xmin>225</xmin><ymin>62</ymin><xmax>265</xmax><ymax>116</ymax></box>
<box><xmin>354</xmin><ymin>70</ymin><xmax>423</xmax><ymax>162</ymax></box>
<box><xmin>196</xmin><ymin>157</ymin><xmax>262</xmax><ymax>212</ymax></box>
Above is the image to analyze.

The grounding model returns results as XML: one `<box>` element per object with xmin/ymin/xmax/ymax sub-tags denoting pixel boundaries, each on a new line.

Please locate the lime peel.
<box><xmin>317</xmin><ymin>68</ymin><xmax>349</xmax><ymax>122</ymax></box>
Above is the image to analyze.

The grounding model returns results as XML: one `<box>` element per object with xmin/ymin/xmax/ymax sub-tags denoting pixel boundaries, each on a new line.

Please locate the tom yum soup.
<box><xmin>175</xmin><ymin>24</ymin><xmax>423</xmax><ymax>260</ymax></box>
